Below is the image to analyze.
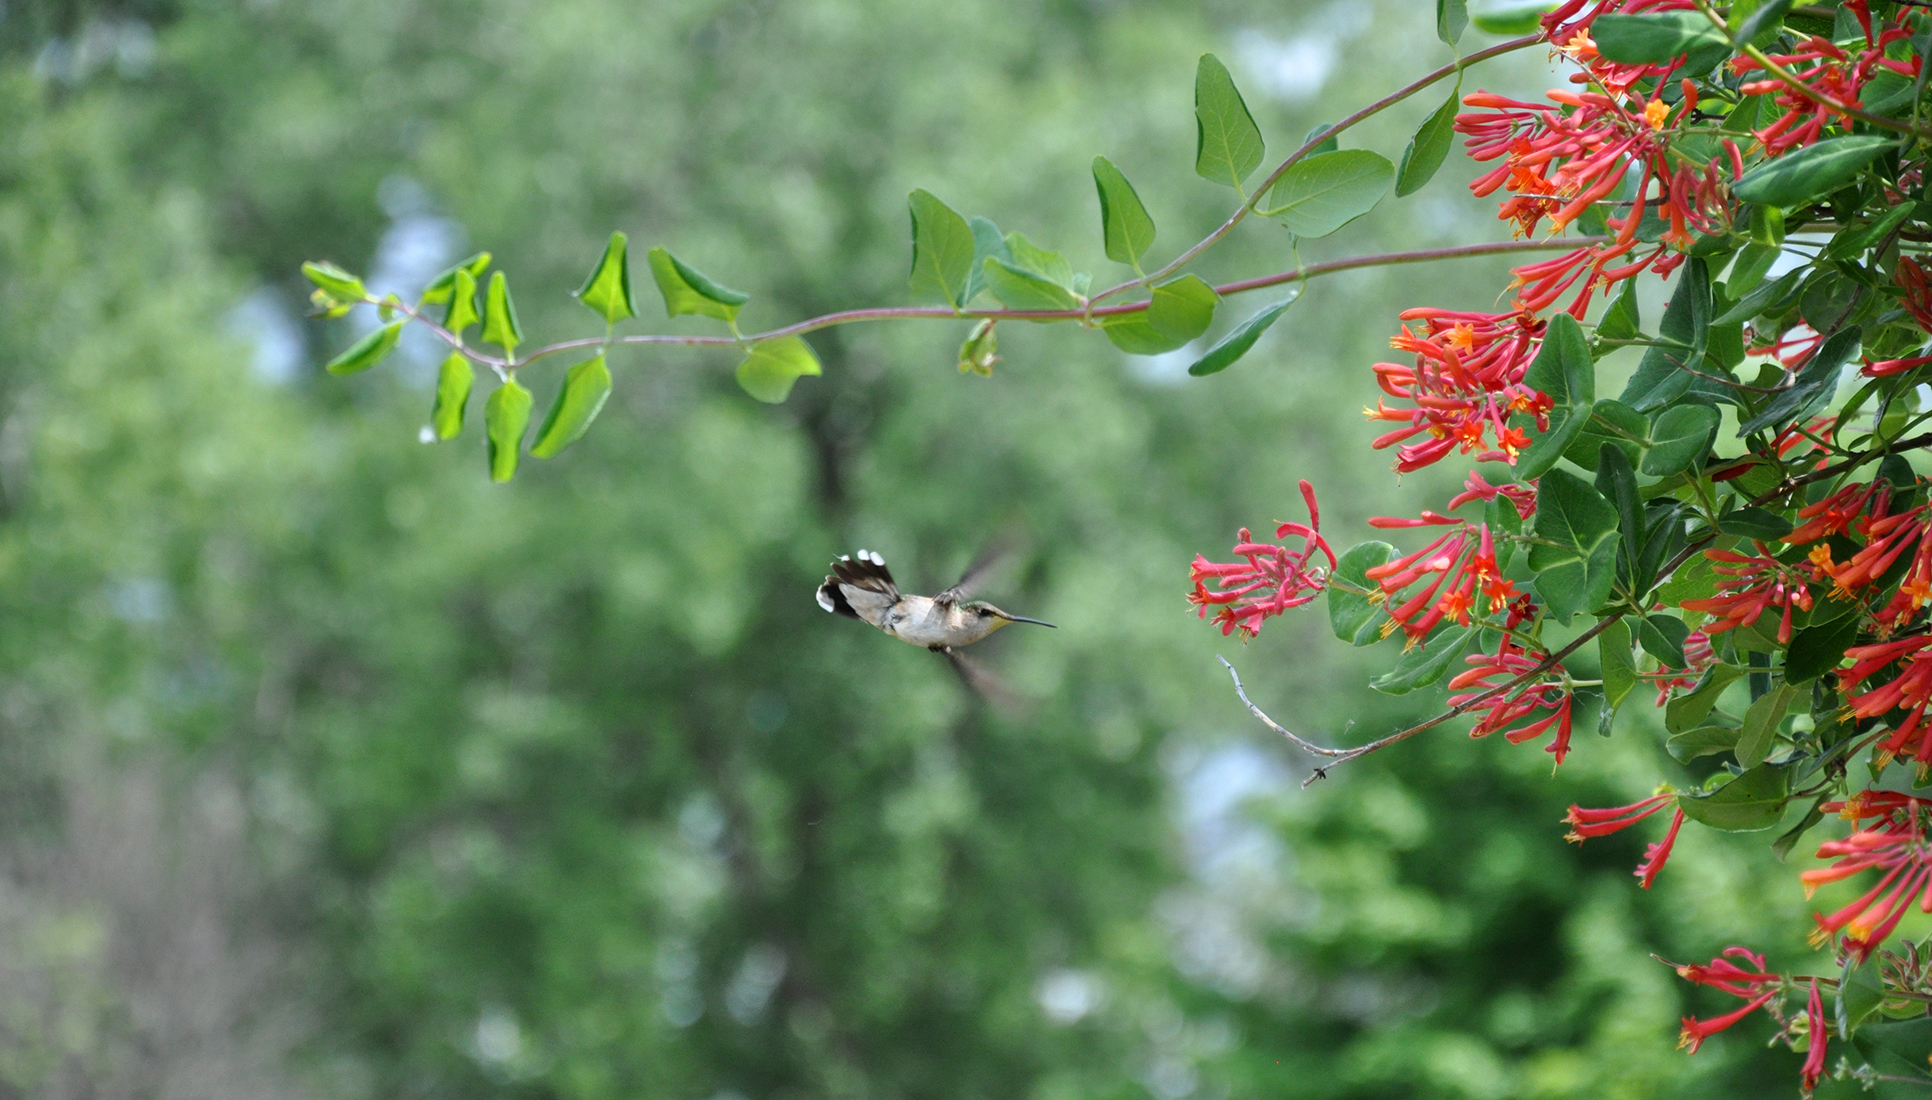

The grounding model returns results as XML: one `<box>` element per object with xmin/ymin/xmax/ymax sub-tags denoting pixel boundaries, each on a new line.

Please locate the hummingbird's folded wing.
<box><xmin>935</xmin><ymin>542</ymin><xmax>1011</xmax><ymax>606</ymax></box>
<box><xmin>817</xmin><ymin>550</ymin><xmax>900</xmax><ymax>627</ymax></box>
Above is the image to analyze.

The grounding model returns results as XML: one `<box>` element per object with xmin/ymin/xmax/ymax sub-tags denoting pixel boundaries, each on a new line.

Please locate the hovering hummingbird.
<box><xmin>816</xmin><ymin>548</ymin><xmax>1055</xmax><ymax>682</ymax></box>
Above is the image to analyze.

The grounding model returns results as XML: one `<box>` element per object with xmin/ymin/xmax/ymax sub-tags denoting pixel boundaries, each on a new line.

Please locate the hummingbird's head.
<box><xmin>964</xmin><ymin>601</ymin><xmax>1056</xmax><ymax>634</ymax></box>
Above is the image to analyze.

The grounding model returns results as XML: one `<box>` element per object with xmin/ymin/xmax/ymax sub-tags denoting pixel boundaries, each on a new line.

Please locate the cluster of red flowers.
<box><xmin>1187</xmin><ymin>481</ymin><xmax>1336</xmax><ymax>638</ymax></box>
<box><xmin>1672</xmin><ymin>948</ymin><xmax>1829</xmax><ymax>1092</ymax></box>
<box><xmin>1802</xmin><ymin>792</ymin><xmax>1932</xmax><ymax>960</ymax></box>
<box><xmin>1564</xmin><ymin>792</ymin><xmax>1686</xmax><ymax>887</ymax></box>
<box><xmin>1736</xmin><ymin>6</ymin><xmax>1914</xmax><ymax>154</ymax></box>
<box><xmin>1679</xmin><ymin>543</ymin><xmax>1816</xmax><ymax>644</ymax></box>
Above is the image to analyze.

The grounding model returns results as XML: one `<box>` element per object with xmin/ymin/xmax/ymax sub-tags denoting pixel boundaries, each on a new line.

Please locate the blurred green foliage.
<box><xmin>0</xmin><ymin>1</ymin><xmax>1852</xmax><ymax>1097</ymax></box>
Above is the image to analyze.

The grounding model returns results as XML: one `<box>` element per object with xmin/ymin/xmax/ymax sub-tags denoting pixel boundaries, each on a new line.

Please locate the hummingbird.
<box><xmin>816</xmin><ymin>548</ymin><xmax>1055</xmax><ymax>682</ymax></box>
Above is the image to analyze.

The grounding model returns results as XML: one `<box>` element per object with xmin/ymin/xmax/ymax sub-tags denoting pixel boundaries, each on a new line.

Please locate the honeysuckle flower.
<box><xmin>1448</xmin><ymin>640</ymin><xmax>1575</xmax><ymax>764</ymax></box>
<box><xmin>1800</xmin><ymin>979</ymin><xmax>1828</xmax><ymax>1094</ymax></box>
<box><xmin>1897</xmin><ymin>257</ymin><xmax>1932</xmax><ymax>334</ymax></box>
<box><xmin>1651</xmin><ymin>630</ymin><xmax>1714</xmax><ymax>706</ymax></box>
<box><xmin>1673</xmin><ymin>946</ymin><xmax>1781</xmax><ymax>1053</ymax></box>
<box><xmin>1785</xmin><ymin>481</ymin><xmax>1883</xmax><ymax>546</ymax></box>
<box><xmin>1444</xmin><ymin>470</ymin><xmax>1536</xmax><ymax>519</ymax></box>
<box><xmin>1802</xmin><ymin>792</ymin><xmax>1932</xmax><ymax>959</ymax></box>
<box><xmin>1840</xmin><ymin>635</ymin><xmax>1932</xmax><ymax>768</ymax></box>
<box><xmin>1368</xmin><ymin>308</ymin><xmax>1548</xmax><ymax>472</ymax></box>
<box><xmin>1736</xmin><ymin>25</ymin><xmax>1910</xmax><ymax>155</ymax></box>
<box><xmin>1188</xmin><ymin>481</ymin><xmax>1336</xmax><ymax>639</ymax></box>
<box><xmin>1679</xmin><ymin>544</ymin><xmax>1815</xmax><ymax>644</ymax></box>
<box><xmin>1564</xmin><ymin>792</ymin><xmax>1686</xmax><ymax>887</ymax></box>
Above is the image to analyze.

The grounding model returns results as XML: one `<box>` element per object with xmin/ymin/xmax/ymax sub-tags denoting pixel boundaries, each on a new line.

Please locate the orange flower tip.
<box><xmin>1644</xmin><ymin>100</ymin><xmax>1671</xmax><ymax>131</ymax></box>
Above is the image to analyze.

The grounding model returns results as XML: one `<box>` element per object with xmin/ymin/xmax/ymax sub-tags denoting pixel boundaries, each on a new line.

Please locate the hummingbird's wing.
<box><xmin>817</xmin><ymin>550</ymin><xmax>900</xmax><ymax>627</ymax></box>
<box><xmin>940</xmin><ymin>646</ymin><xmax>1023</xmax><ymax>712</ymax></box>
<box><xmin>934</xmin><ymin>542</ymin><xmax>1011</xmax><ymax>606</ymax></box>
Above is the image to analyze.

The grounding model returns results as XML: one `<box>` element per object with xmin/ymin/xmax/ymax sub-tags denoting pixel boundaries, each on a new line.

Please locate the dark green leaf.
<box><xmin>1437</xmin><ymin>0</ymin><xmax>1467</xmax><ymax>44</ymax></box>
<box><xmin>1787</xmin><ymin>609</ymin><xmax>1860</xmax><ymax>683</ymax></box>
<box><xmin>1596</xmin><ymin>277</ymin><xmax>1641</xmax><ymax>341</ymax></box>
<box><xmin>1190</xmin><ymin>294</ymin><xmax>1297</xmax><ymax>376</ymax></box>
<box><xmin>429</xmin><ymin>352</ymin><xmax>473</xmax><ymax>440</ymax></box>
<box><xmin>1261</xmin><ymin>150</ymin><xmax>1394</xmax><ymax>238</ymax></box>
<box><xmin>1735</xmin><ymin>0</ymin><xmax>1796</xmax><ymax>44</ymax></box>
<box><xmin>1736</xmin><ymin>325</ymin><xmax>1861</xmax><ymax>436</ymax></box>
<box><xmin>1514</xmin><ymin>314</ymin><xmax>1596</xmax><ymax>479</ymax></box>
<box><xmin>1639</xmin><ymin>614</ymin><xmax>1692</xmax><ymax>669</ymax></box>
<box><xmin>1092</xmin><ymin>156</ymin><xmax>1157</xmax><ymax>267</ymax></box>
<box><xmin>908</xmin><ymin>189</ymin><xmax>976</xmax><ymax>309</ymax></box>
<box><xmin>485</xmin><ymin>378</ymin><xmax>533</xmax><ymax>483</ymax></box>
<box><xmin>1723</xmin><ymin>242</ymin><xmax>1779</xmax><ymax>299</ymax></box>
<box><xmin>1771</xmin><ymin>795</ymin><xmax>1828</xmax><ymax>860</ymax></box>
<box><xmin>1713</xmin><ymin>267</ymin><xmax>1801</xmax><ymax>325</ymax></box>
<box><xmin>1852</xmin><ymin>1018</ymin><xmax>1932</xmax><ymax>1095</ymax></box>
<box><xmin>1195</xmin><ymin>54</ymin><xmax>1265</xmax><ymax>190</ymax></box>
<box><xmin>1641</xmin><ymin>404</ymin><xmax>1720</xmax><ymax>476</ymax></box>
<box><xmin>1666</xmin><ymin>664</ymin><xmax>1744</xmax><ymax>732</ymax></box>
<box><xmin>1329</xmin><ymin>541</ymin><xmax>1395</xmax><ymax>645</ymax></box>
<box><xmin>1676</xmin><ymin>762</ymin><xmax>1790</xmax><ymax>831</ymax></box>
<box><xmin>531</xmin><ymin>355</ymin><xmax>613</xmax><ymax>458</ymax></box>
<box><xmin>1734</xmin><ymin>134</ymin><xmax>1894</xmax><ymax>207</ymax></box>
<box><xmin>1591</xmin><ymin>12</ymin><xmax>1728</xmax><ymax>63</ymax></box>
<box><xmin>1596</xmin><ymin>442</ymin><xmax>1643</xmax><ymax>576</ymax></box>
<box><xmin>1529</xmin><ymin>468</ymin><xmax>1619</xmax><ymax>568</ymax></box>
<box><xmin>1599</xmin><ymin>618</ymin><xmax>1637</xmax><ymax>713</ymax></box>
<box><xmin>1622</xmin><ymin>259</ymin><xmax>1710</xmax><ymax>411</ymax></box>
<box><xmin>1735</xmin><ymin>682</ymin><xmax>1796</xmax><ymax>769</ymax></box>
<box><xmin>574</xmin><ymin>231</ymin><xmax>638</xmax><ymax>324</ymax></box>
<box><xmin>1838</xmin><ymin>956</ymin><xmax>1887</xmax><ymax>1034</ymax></box>
<box><xmin>1148</xmin><ymin>275</ymin><xmax>1217</xmax><ymax>343</ymax></box>
<box><xmin>1667</xmin><ymin>724</ymin><xmax>1741</xmax><ymax>763</ymax></box>
<box><xmin>735</xmin><ymin>336</ymin><xmax>821</xmax><ymax>404</ymax></box>
<box><xmin>647</xmin><ymin>246</ymin><xmax>750</xmax><ymax>323</ymax></box>
<box><xmin>480</xmin><ymin>271</ymin><xmax>523</xmax><ymax>354</ymax></box>
<box><xmin>1566</xmin><ymin>399</ymin><xmax>1647</xmax><ymax>471</ymax></box>
<box><xmin>1396</xmin><ymin>87</ymin><xmax>1460</xmax><ymax>198</ymax></box>
<box><xmin>1716</xmin><ymin>506</ymin><xmax>1794</xmax><ymax>539</ymax></box>
<box><xmin>325</xmin><ymin>322</ymin><xmax>401</xmax><ymax>376</ymax></box>
<box><xmin>302</xmin><ymin>260</ymin><xmax>366</xmax><ymax>303</ymax></box>
<box><xmin>1370</xmin><ymin>626</ymin><xmax>1474</xmax><ymax>695</ymax></box>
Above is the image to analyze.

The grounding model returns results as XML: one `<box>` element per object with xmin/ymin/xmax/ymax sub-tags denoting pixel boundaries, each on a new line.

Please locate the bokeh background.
<box><xmin>0</xmin><ymin>1</ymin><xmax>1845</xmax><ymax>1097</ymax></box>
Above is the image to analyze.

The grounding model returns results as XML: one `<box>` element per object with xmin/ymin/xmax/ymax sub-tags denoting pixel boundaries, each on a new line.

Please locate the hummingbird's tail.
<box><xmin>817</xmin><ymin>550</ymin><xmax>900</xmax><ymax>620</ymax></box>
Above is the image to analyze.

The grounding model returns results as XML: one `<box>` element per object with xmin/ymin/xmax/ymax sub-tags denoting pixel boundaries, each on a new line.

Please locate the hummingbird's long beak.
<box><xmin>995</xmin><ymin>612</ymin><xmax>1056</xmax><ymax>628</ymax></box>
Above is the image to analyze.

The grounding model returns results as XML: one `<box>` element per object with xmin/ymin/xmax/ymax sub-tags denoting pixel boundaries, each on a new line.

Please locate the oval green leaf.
<box><xmin>1590</xmin><ymin>12</ymin><xmax>1728</xmax><ymax>63</ymax></box>
<box><xmin>1189</xmin><ymin>293</ymin><xmax>1297</xmax><ymax>376</ymax></box>
<box><xmin>1676</xmin><ymin>762</ymin><xmax>1790</xmax><ymax>832</ymax></box>
<box><xmin>1148</xmin><ymin>274</ymin><xmax>1217</xmax><ymax>343</ymax></box>
<box><xmin>1195</xmin><ymin>54</ymin><xmax>1264</xmax><ymax>190</ymax></box>
<box><xmin>575</xmin><ymin>232</ymin><xmax>637</xmax><ymax>325</ymax></box>
<box><xmin>1328</xmin><ymin>540</ymin><xmax>1394</xmax><ymax>645</ymax></box>
<box><xmin>430</xmin><ymin>352</ymin><xmax>474</xmax><ymax>440</ymax></box>
<box><xmin>909</xmin><ymin>189</ymin><xmax>975</xmax><ymax>309</ymax></box>
<box><xmin>1092</xmin><ymin>156</ymin><xmax>1157</xmax><ymax>267</ymax></box>
<box><xmin>647</xmin><ymin>246</ymin><xmax>750</xmax><ymax>323</ymax></box>
<box><xmin>736</xmin><ymin>336</ymin><xmax>821</xmax><ymax>404</ymax></box>
<box><xmin>1641</xmin><ymin>404</ymin><xmax>1719</xmax><ymax>476</ymax></box>
<box><xmin>1262</xmin><ymin>150</ymin><xmax>1394</xmax><ymax>238</ymax></box>
<box><xmin>1733</xmin><ymin>134</ymin><xmax>1894</xmax><ymax>207</ymax></box>
<box><xmin>325</xmin><ymin>322</ymin><xmax>401</xmax><ymax>376</ymax></box>
<box><xmin>1396</xmin><ymin>87</ymin><xmax>1460</xmax><ymax>198</ymax></box>
<box><xmin>302</xmin><ymin>260</ymin><xmax>366</xmax><ymax>303</ymax></box>
<box><xmin>531</xmin><ymin>355</ymin><xmax>613</xmax><ymax>458</ymax></box>
<box><xmin>485</xmin><ymin>378</ymin><xmax>533</xmax><ymax>483</ymax></box>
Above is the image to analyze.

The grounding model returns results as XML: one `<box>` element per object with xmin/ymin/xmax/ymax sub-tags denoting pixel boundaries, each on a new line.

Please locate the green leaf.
<box><xmin>1638</xmin><ymin>615</ymin><xmax>1692</xmax><ymax>669</ymax></box>
<box><xmin>1301</xmin><ymin>123</ymin><xmax>1339</xmax><ymax>157</ymax></box>
<box><xmin>1713</xmin><ymin>267</ymin><xmax>1801</xmax><ymax>326</ymax></box>
<box><xmin>480</xmin><ymin>271</ymin><xmax>523</xmax><ymax>355</ymax></box>
<box><xmin>1736</xmin><ymin>324</ymin><xmax>1862</xmax><ymax>436</ymax></box>
<box><xmin>1261</xmin><ymin>150</ymin><xmax>1394</xmax><ymax>238</ymax></box>
<box><xmin>1190</xmin><ymin>294</ymin><xmax>1297</xmax><ymax>376</ymax></box>
<box><xmin>302</xmin><ymin>260</ymin><xmax>366</xmax><ymax>303</ymax></box>
<box><xmin>1148</xmin><ymin>275</ymin><xmax>1217</xmax><ymax>343</ymax></box>
<box><xmin>1735</xmin><ymin>0</ymin><xmax>1796</xmax><ymax>44</ymax></box>
<box><xmin>1851</xmin><ymin>1018</ymin><xmax>1932</xmax><ymax>1095</ymax></box>
<box><xmin>485</xmin><ymin>378</ymin><xmax>533</xmax><ymax>483</ymax></box>
<box><xmin>1590</xmin><ymin>12</ymin><xmax>1728</xmax><ymax>63</ymax></box>
<box><xmin>1716</xmin><ymin>506</ymin><xmax>1794</xmax><ymax>540</ymax></box>
<box><xmin>1734</xmin><ymin>134</ymin><xmax>1894</xmax><ymax>207</ymax></box>
<box><xmin>1397</xmin><ymin>87</ymin><xmax>1460</xmax><ymax>198</ymax></box>
<box><xmin>1787</xmin><ymin>609</ymin><xmax>1861</xmax><ymax>683</ymax></box>
<box><xmin>1827</xmin><ymin>202</ymin><xmax>1917</xmax><ymax>263</ymax></box>
<box><xmin>1472</xmin><ymin>3</ymin><xmax>1557</xmax><ymax>34</ymax></box>
<box><xmin>530</xmin><ymin>355</ymin><xmax>613</xmax><ymax>458</ymax></box>
<box><xmin>1668</xmin><ymin>725</ymin><xmax>1741</xmax><ymax>763</ymax></box>
<box><xmin>1092</xmin><ymin>156</ymin><xmax>1157</xmax><ymax>267</ymax></box>
<box><xmin>1329</xmin><ymin>541</ymin><xmax>1395</xmax><ymax>645</ymax></box>
<box><xmin>908</xmin><ymin>190</ymin><xmax>976</xmax><ymax>310</ymax></box>
<box><xmin>1676</xmin><ymin>762</ymin><xmax>1790</xmax><ymax>832</ymax></box>
<box><xmin>1666</xmin><ymin>664</ymin><xmax>1744</xmax><ymax>732</ymax></box>
<box><xmin>1724</xmin><ymin>241</ymin><xmax>1779</xmax><ymax>298</ymax></box>
<box><xmin>429</xmin><ymin>352</ymin><xmax>473</xmax><ymax>440</ymax></box>
<box><xmin>419</xmin><ymin>252</ymin><xmax>490</xmax><ymax>306</ymax></box>
<box><xmin>1838</xmin><ymin>956</ymin><xmax>1887</xmax><ymax>1035</ymax></box>
<box><xmin>1599</xmin><ymin>618</ymin><xmax>1637</xmax><ymax>713</ymax></box>
<box><xmin>959</xmin><ymin>319</ymin><xmax>999</xmax><ymax>376</ymax></box>
<box><xmin>983</xmin><ymin>257</ymin><xmax>1081</xmax><ymax>312</ymax></box>
<box><xmin>1596</xmin><ymin>277</ymin><xmax>1641</xmax><ymax>341</ymax></box>
<box><xmin>1597</xmin><ymin>442</ymin><xmax>1643</xmax><ymax>577</ymax></box>
<box><xmin>647</xmin><ymin>247</ymin><xmax>750</xmax><ymax>323</ymax></box>
<box><xmin>1370</xmin><ymin>626</ymin><xmax>1475</xmax><ymax>695</ymax></box>
<box><xmin>1735</xmin><ymin>682</ymin><xmax>1797</xmax><ymax>769</ymax></box>
<box><xmin>443</xmin><ymin>268</ymin><xmax>480</xmax><ymax>334</ymax></box>
<box><xmin>1194</xmin><ymin>54</ymin><xmax>1265</xmax><ymax>190</ymax></box>
<box><xmin>1566</xmin><ymin>399</ymin><xmax>1647</xmax><ymax>471</ymax></box>
<box><xmin>1101</xmin><ymin>315</ymin><xmax>1189</xmax><ymax>355</ymax></box>
<box><xmin>325</xmin><ymin>322</ymin><xmax>401</xmax><ymax>376</ymax></box>
<box><xmin>1621</xmin><ymin>259</ymin><xmax>1711</xmax><ymax>411</ymax></box>
<box><xmin>1530</xmin><ymin>469</ymin><xmax>1621</xmax><ymax>623</ymax></box>
<box><xmin>573</xmin><ymin>232</ymin><xmax>637</xmax><ymax>325</ymax></box>
<box><xmin>735</xmin><ymin>336</ymin><xmax>821</xmax><ymax>404</ymax></box>
<box><xmin>1514</xmin><ymin>313</ymin><xmax>1596</xmax><ymax>479</ymax></box>
<box><xmin>1437</xmin><ymin>0</ymin><xmax>1468</xmax><ymax>45</ymax></box>
<box><xmin>1005</xmin><ymin>232</ymin><xmax>1073</xmax><ymax>286</ymax></box>
<box><xmin>963</xmin><ymin>216</ymin><xmax>1012</xmax><ymax>306</ymax></box>
<box><xmin>1641</xmin><ymin>404</ymin><xmax>1720</xmax><ymax>476</ymax></box>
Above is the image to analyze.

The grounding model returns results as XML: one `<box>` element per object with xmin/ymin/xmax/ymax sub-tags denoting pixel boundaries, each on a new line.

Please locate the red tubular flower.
<box><xmin>1651</xmin><ymin>629</ymin><xmax>1714</xmax><ymax>705</ymax></box>
<box><xmin>1634</xmin><ymin>808</ymin><xmax>1686</xmax><ymax>889</ymax></box>
<box><xmin>1785</xmin><ymin>481</ymin><xmax>1882</xmax><ymax>546</ymax></box>
<box><xmin>1678</xmin><ymin>544</ymin><xmax>1815</xmax><ymax>644</ymax></box>
<box><xmin>1802</xmin><ymin>793</ymin><xmax>1932</xmax><ymax>959</ymax></box>
<box><xmin>1448</xmin><ymin>640</ymin><xmax>1574</xmax><ymax>764</ymax></box>
<box><xmin>1736</xmin><ymin>25</ymin><xmax>1910</xmax><ymax>155</ymax></box>
<box><xmin>1189</xmin><ymin>481</ymin><xmax>1337</xmax><ymax>639</ymax></box>
<box><xmin>1840</xmin><ymin>636</ymin><xmax>1932</xmax><ymax>767</ymax></box>
<box><xmin>1564</xmin><ymin>794</ymin><xmax>1686</xmax><ymax>887</ymax></box>
<box><xmin>1368</xmin><ymin>308</ymin><xmax>1548</xmax><ymax>472</ymax></box>
<box><xmin>1801</xmin><ymin>979</ymin><xmax>1827</xmax><ymax>1094</ymax></box>
<box><xmin>1673</xmin><ymin>946</ymin><xmax>1781</xmax><ymax>1053</ymax></box>
<box><xmin>1897</xmin><ymin>257</ymin><xmax>1932</xmax><ymax>333</ymax></box>
<box><xmin>1363</xmin><ymin>523</ymin><xmax>1518</xmax><ymax>638</ymax></box>
<box><xmin>1444</xmin><ymin>470</ymin><xmax>1536</xmax><ymax>519</ymax></box>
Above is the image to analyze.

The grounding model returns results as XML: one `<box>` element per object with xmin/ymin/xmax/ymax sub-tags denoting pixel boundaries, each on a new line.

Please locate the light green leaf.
<box><xmin>574</xmin><ymin>232</ymin><xmax>637</xmax><ymax>325</ymax></box>
<box><xmin>443</xmin><ymin>268</ymin><xmax>480</xmax><ymax>334</ymax></box>
<box><xmin>963</xmin><ymin>216</ymin><xmax>1012</xmax><ymax>306</ymax></box>
<box><xmin>1641</xmin><ymin>404</ymin><xmax>1719</xmax><ymax>476</ymax></box>
<box><xmin>1101</xmin><ymin>315</ymin><xmax>1189</xmax><ymax>355</ymax></box>
<box><xmin>1734</xmin><ymin>134</ymin><xmax>1894</xmax><ymax>207</ymax></box>
<box><xmin>1005</xmin><ymin>232</ymin><xmax>1074</xmax><ymax>288</ymax></box>
<box><xmin>1668</xmin><ymin>725</ymin><xmax>1742</xmax><ymax>763</ymax></box>
<box><xmin>1329</xmin><ymin>541</ymin><xmax>1394</xmax><ymax>645</ymax></box>
<box><xmin>1397</xmin><ymin>86</ymin><xmax>1460</xmax><ymax>198</ymax></box>
<box><xmin>302</xmin><ymin>261</ymin><xmax>366</xmax><ymax>303</ymax></box>
<box><xmin>1148</xmin><ymin>275</ymin><xmax>1217</xmax><ymax>343</ymax></box>
<box><xmin>531</xmin><ymin>355</ymin><xmax>613</xmax><ymax>458</ymax></box>
<box><xmin>485</xmin><ymin>378</ymin><xmax>533</xmax><ymax>483</ymax></box>
<box><xmin>647</xmin><ymin>246</ymin><xmax>750</xmax><ymax>323</ymax></box>
<box><xmin>1676</xmin><ymin>762</ymin><xmax>1790</xmax><ymax>832</ymax></box>
<box><xmin>418</xmin><ymin>252</ymin><xmax>490</xmax><ymax>306</ymax></box>
<box><xmin>959</xmin><ymin>319</ymin><xmax>999</xmax><ymax>376</ymax></box>
<box><xmin>908</xmin><ymin>190</ymin><xmax>976</xmax><ymax>309</ymax></box>
<box><xmin>984</xmin><ymin>257</ymin><xmax>1081</xmax><ymax>312</ymax></box>
<box><xmin>1195</xmin><ymin>54</ymin><xmax>1265</xmax><ymax>190</ymax></box>
<box><xmin>1590</xmin><ymin>12</ymin><xmax>1728</xmax><ymax>63</ymax></box>
<box><xmin>1471</xmin><ymin>3</ymin><xmax>1559</xmax><ymax>35</ymax></box>
<box><xmin>430</xmin><ymin>352</ymin><xmax>473</xmax><ymax>440</ymax></box>
<box><xmin>1092</xmin><ymin>156</ymin><xmax>1157</xmax><ymax>267</ymax></box>
<box><xmin>1262</xmin><ymin>150</ymin><xmax>1394</xmax><ymax>238</ymax></box>
<box><xmin>326</xmin><ymin>322</ymin><xmax>401</xmax><ymax>376</ymax></box>
<box><xmin>735</xmin><ymin>336</ymin><xmax>821</xmax><ymax>403</ymax></box>
<box><xmin>1189</xmin><ymin>294</ymin><xmax>1297</xmax><ymax>376</ymax></box>
<box><xmin>1437</xmin><ymin>0</ymin><xmax>1468</xmax><ymax>45</ymax></box>
<box><xmin>480</xmin><ymin>271</ymin><xmax>523</xmax><ymax>355</ymax></box>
